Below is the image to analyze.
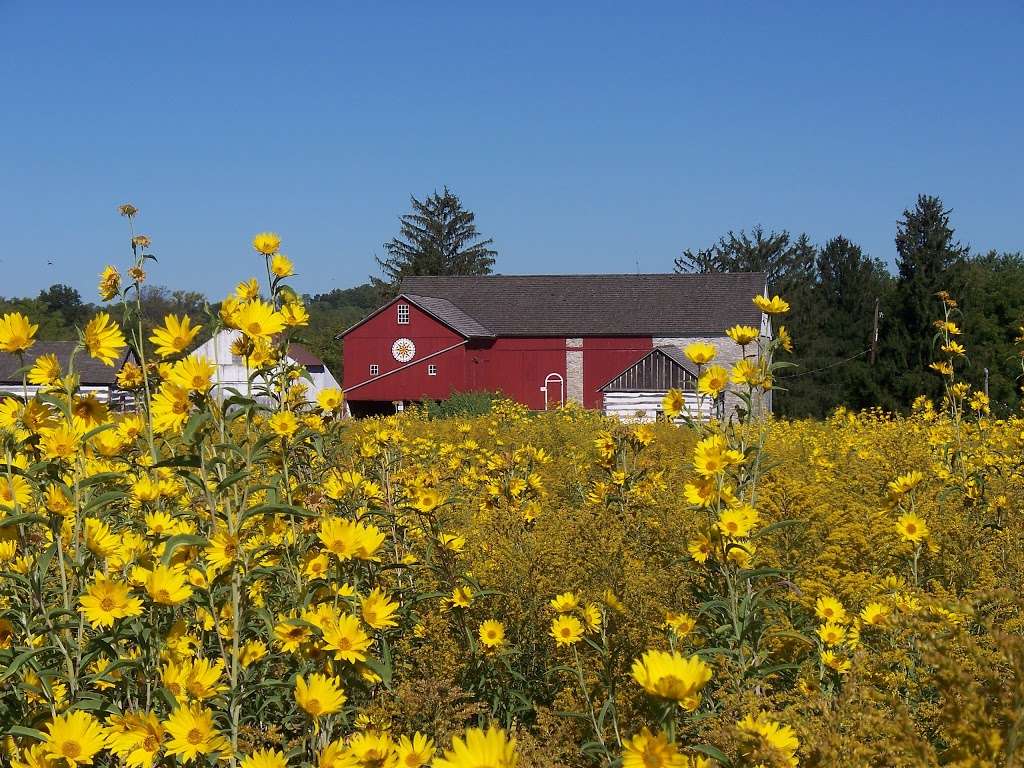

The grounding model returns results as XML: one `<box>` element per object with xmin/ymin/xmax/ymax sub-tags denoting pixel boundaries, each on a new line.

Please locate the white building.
<box><xmin>191</xmin><ymin>330</ymin><xmax>340</xmax><ymax>404</ymax></box>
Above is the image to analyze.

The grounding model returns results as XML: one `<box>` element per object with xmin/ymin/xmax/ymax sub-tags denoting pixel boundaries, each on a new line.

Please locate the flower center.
<box><xmin>100</xmin><ymin>597</ymin><xmax>115</xmax><ymax>611</ymax></box>
<box><xmin>62</xmin><ymin>741</ymin><xmax>82</xmax><ymax>759</ymax></box>
<box><xmin>187</xmin><ymin>728</ymin><xmax>204</xmax><ymax>745</ymax></box>
<box><xmin>305</xmin><ymin>698</ymin><xmax>321</xmax><ymax>715</ymax></box>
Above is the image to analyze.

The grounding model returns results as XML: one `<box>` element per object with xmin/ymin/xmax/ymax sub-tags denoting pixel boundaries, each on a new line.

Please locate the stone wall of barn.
<box><xmin>652</xmin><ymin>335</ymin><xmax>771</xmax><ymax>419</ymax></box>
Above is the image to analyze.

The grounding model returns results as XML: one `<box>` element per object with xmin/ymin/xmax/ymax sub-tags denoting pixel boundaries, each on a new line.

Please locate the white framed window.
<box><xmin>427</xmin><ymin>364</ymin><xmax>437</xmax><ymax>376</ymax></box>
<box><xmin>369</xmin><ymin>364</ymin><xmax>380</xmax><ymax>376</ymax></box>
<box><xmin>397</xmin><ymin>304</ymin><xmax>410</xmax><ymax>324</ymax></box>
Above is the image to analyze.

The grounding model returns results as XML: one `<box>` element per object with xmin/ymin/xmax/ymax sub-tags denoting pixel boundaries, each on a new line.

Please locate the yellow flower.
<box><xmin>84</xmin><ymin>517</ymin><xmax>121</xmax><ymax>558</ymax></box>
<box><xmin>662</xmin><ymin>388</ymin><xmax>685</xmax><ymax>418</ymax></box>
<box><xmin>317</xmin><ymin>387</ymin><xmax>345</xmax><ymax>412</ymax></box>
<box><xmin>550</xmin><ymin>615</ymin><xmax>584</xmax><ymax>646</ymax></box>
<box><xmin>730</xmin><ymin>359</ymin><xmax>766</xmax><ymax>387</ymax></box>
<box><xmin>321</xmin><ymin>613</ymin><xmax>373</xmax><ymax>663</ymax></box>
<box><xmin>83</xmin><ymin>312</ymin><xmax>127</xmax><ymax>366</ymax></box>
<box><xmin>273</xmin><ymin>620</ymin><xmax>312</xmax><ymax>654</ymax></box>
<box><xmin>684</xmin><ymin>342</ymin><xmax>716</xmax><ymax>365</ymax></box>
<box><xmin>753</xmin><ymin>294</ymin><xmax>790</xmax><ymax>314</ymax></box>
<box><xmin>240</xmin><ymin>749</ymin><xmax>288</xmax><ymax>768</ymax></box>
<box><xmin>896</xmin><ymin>512</ymin><xmax>929</xmax><ymax>543</ymax></box>
<box><xmin>396</xmin><ymin>733</ymin><xmax>435</xmax><ymax>768</ymax></box>
<box><xmin>149</xmin><ymin>315</ymin><xmax>202</xmax><ymax>358</ymax></box>
<box><xmin>144</xmin><ymin>564</ymin><xmax>192</xmax><ymax>605</ymax></box>
<box><xmin>78</xmin><ymin>574</ymin><xmax>143</xmax><ymax>628</ymax></box>
<box><xmin>43</xmin><ymin>710</ymin><xmax>107</xmax><ymax>767</ymax></box>
<box><xmin>688</xmin><ymin>535</ymin><xmax>712</xmax><ymax>564</ymax></box>
<box><xmin>168</xmin><ymin>356</ymin><xmax>215</xmax><ymax>393</ymax></box>
<box><xmin>450</xmin><ymin>585</ymin><xmax>474</xmax><ymax>609</ymax></box>
<box><xmin>28</xmin><ymin>353</ymin><xmax>61</xmax><ymax>386</ymax></box>
<box><xmin>736</xmin><ymin>712</ymin><xmax>799</xmax><ymax>768</ymax></box>
<box><xmin>549</xmin><ymin>591</ymin><xmax>579</xmax><ymax>613</ymax></box>
<box><xmin>360</xmin><ymin>588</ymin><xmax>400</xmax><ymax>629</ymax></box>
<box><xmin>861</xmin><ymin>602</ymin><xmax>891</xmax><ymax>627</ymax></box>
<box><xmin>697</xmin><ymin>365</ymin><xmax>729</xmax><ymax>398</ymax></box>
<box><xmin>163</xmin><ymin>704</ymin><xmax>228</xmax><ymax>763</ymax></box>
<box><xmin>821</xmin><ymin>649</ymin><xmax>852</xmax><ymax>674</ymax></box>
<box><xmin>717</xmin><ymin>505</ymin><xmax>759</xmax><ymax>538</ymax></box>
<box><xmin>268</xmin><ymin>410</ymin><xmax>299</xmax><ymax>439</ymax></box>
<box><xmin>346</xmin><ymin>731</ymin><xmax>397</xmax><ymax>766</ymax></box>
<box><xmin>116</xmin><ymin>361</ymin><xmax>144</xmax><ymax>389</ymax></box>
<box><xmin>888</xmin><ymin>471</ymin><xmax>924</xmax><ymax>498</ymax></box>
<box><xmin>816</xmin><ymin>622</ymin><xmax>847</xmax><ymax>646</ymax></box>
<box><xmin>929</xmin><ymin>360</ymin><xmax>954</xmax><ymax>376</ymax></box>
<box><xmin>151</xmin><ymin>383</ymin><xmax>192</xmax><ymax>434</ymax></box>
<box><xmin>270</xmin><ymin>254</ymin><xmax>294</xmax><ymax>277</ymax></box>
<box><xmin>252</xmin><ymin>231</ymin><xmax>282</xmax><ymax>255</ymax></box>
<box><xmin>478</xmin><ymin>619</ymin><xmax>506</xmax><ymax>648</ymax></box>
<box><xmin>814</xmin><ymin>596</ymin><xmax>847</xmax><ymax>623</ymax></box>
<box><xmin>235</xmin><ymin>300</ymin><xmax>286</xmax><ymax>341</ymax></box>
<box><xmin>105</xmin><ymin>711</ymin><xmax>164</xmax><ymax>768</ymax></box>
<box><xmin>0</xmin><ymin>312</ymin><xmax>38</xmax><ymax>354</ymax></box>
<box><xmin>295</xmin><ymin>673</ymin><xmax>347</xmax><ymax>720</ymax></box>
<box><xmin>239</xmin><ymin>639</ymin><xmax>268</xmax><ymax>668</ymax></box>
<box><xmin>582</xmin><ymin>603</ymin><xmax>602</xmax><ymax>632</ymax></box>
<box><xmin>725</xmin><ymin>325</ymin><xmax>760</xmax><ymax>346</ymax></box>
<box><xmin>693</xmin><ymin>434</ymin><xmax>743</xmax><ymax>477</ymax></box>
<box><xmin>631</xmin><ymin>649</ymin><xmax>713</xmax><ymax>703</ymax></box>
<box><xmin>776</xmin><ymin>325</ymin><xmax>793</xmax><ymax>353</ymax></box>
<box><xmin>205</xmin><ymin>531</ymin><xmax>239</xmax><ymax>573</ymax></box>
<box><xmin>0</xmin><ymin>475</ymin><xmax>31</xmax><ymax>508</ymax></box>
<box><xmin>433</xmin><ymin>726</ymin><xmax>518</xmax><ymax>768</ymax></box>
<box><xmin>664</xmin><ymin>612</ymin><xmax>696</xmax><ymax>638</ymax></box>
<box><xmin>185</xmin><ymin>657</ymin><xmax>228</xmax><ymax>701</ymax></box>
<box><xmin>280</xmin><ymin>302</ymin><xmax>309</xmax><ymax>327</ymax></box>
<box><xmin>98</xmin><ymin>265</ymin><xmax>122</xmax><ymax>301</ymax></box>
<box><xmin>622</xmin><ymin>728</ymin><xmax>688</xmax><ymax>768</ymax></box>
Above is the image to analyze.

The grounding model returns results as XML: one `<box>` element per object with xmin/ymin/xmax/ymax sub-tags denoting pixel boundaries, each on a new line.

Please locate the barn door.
<box><xmin>543</xmin><ymin>373</ymin><xmax>564</xmax><ymax>410</ymax></box>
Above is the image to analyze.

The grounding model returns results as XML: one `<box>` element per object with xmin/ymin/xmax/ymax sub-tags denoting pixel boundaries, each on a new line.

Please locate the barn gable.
<box><xmin>599</xmin><ymin>346</ymin><xmax>697</xmax><ymax>393</ymax></box>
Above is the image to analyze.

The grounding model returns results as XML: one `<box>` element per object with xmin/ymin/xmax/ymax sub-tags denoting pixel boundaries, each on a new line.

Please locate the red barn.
<box><xmin>340</xmin><ymin>273</ymin><xmax>766</xmax><ymax>417</ymax></box>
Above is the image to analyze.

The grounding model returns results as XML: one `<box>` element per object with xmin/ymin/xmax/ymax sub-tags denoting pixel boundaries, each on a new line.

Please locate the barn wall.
<box><xmin>467</xmin><ymin>338</ymin><xmax>567</xmax><ymax>410</ymax></box>
<box><xmin>582</xmin><ymin>337</ymin><xmax>653</xmax><ymax>409</ymax></box>
<box><xmin>343</xmin><ymin>301</ymin><xmax>467</xmax><ymax>401</ymax></box>
<box><xmin>603</xmin><ymin>391</ymin><xmax>713</xmax><ymax>422</ymax></box>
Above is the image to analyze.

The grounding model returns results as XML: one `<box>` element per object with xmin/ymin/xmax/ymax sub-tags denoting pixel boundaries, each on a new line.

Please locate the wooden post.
<box><xmin>870</xmin><ymin>298</ymin><xmax>880</xmax><ymax>365</ymax></box>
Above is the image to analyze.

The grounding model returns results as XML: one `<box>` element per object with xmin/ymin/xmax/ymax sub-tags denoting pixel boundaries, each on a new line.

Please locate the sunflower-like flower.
<box><xmin>550</xmin><ymin>615</ymin><xmax>584</xmax><ymax>646</ymax></box>
<box><xmin>235</xmin><ymin>300</ymin><xmax>286</xmax><ymax>341</ymax></box>
<box><xmin>149</xmin><ymin>314</ymin><xmax>202</xmax><ymax>358</ymax></box>
<box><xmin>753</xmin><ymin>294</ymin><xmax>790</xmax><ymax>314</ymax></box>
<box><xmin>320</xmin><ymin>613</ymin><xmax>373</xmax><ymax>663</ymax></box>
<box><xmin>814</xmin><ymin>595</ymin><xmax>848</xmax><ymax>623</ymax></box>
<box><xmin>144</xmin><ymin>564</ymin><xmax>193</xmax><ymax>605</ymax></box>
<box><xmin>78</xmin><ymin>573</ymin><xmax>143</xmax><ymax>628</ymax></box>
<box><xmin>896</xmin><ymin>512</ymin><xmax>929</xmax><ymax>543</ymax></box>
<box><xmin>83</xmin><ymin>312</ymin><xmax>127</xmax><ymax>366</ymax></box>
<box><xmin>697</xmin><ymin>365</ymin><xmax>729</xmax><ymax>398</ymax></box>
<box><xmin>662</xmin><ymin>388</ymin><xmax>685</xmax><ymax>418</ymax></box>
<box><xmin>630</xmin><ymin>649</ymin><xmax>712</xmax><ymax>704</ymax></box>
<box><xmin>270</xmin><ymin>253</ymin><xmax>294</xmax><ymax>277</ymax></box>
<box><xmin>478</xmin><ymin>619</ymin><xmax>506</xmax><ymax>649</ymax></box>
<box><xmin>622</xmin><ymin>728</ymin><xmax>691</xmax><ymax>768</ymax></box>
<box><xmin>98</xmin><ymin>265</ymin><xmax>122</xmax><ymax>301</ymax></box>
<box><xmin>0</xmin><ymin>312</ymin><xmax>38</xmax><ymax>354</ymax></box>
<box><xmin>726</xmin><ymin>324</ymin><xmax>760</xmax><ymax>346</ymax></box>
<box><xmin>684</xmin><ymin>341</ymin><xmax>716</xmax><ymax>365</ymax></box>
<box><xmin>44</xmin><ymin>710</ymin><xmax>107</xmax><ymax>767</ymax></box>
<box><xmin>360</xmin><ymin>588</ymin><xmax>400</xmax><ymax>630</ymax></box>
<box><xmin>736</xmin><ymin>712</ymin><xmax>800</xmax><ymax>768</ymax></box>
<box><xmin>163</xmin><ymin>704</ymin><xmax>228</xmax><ymax>763</ymax></box>
<box><xmin>294</xmin><ymin>673</ymin><xmax>347</xmax><ymax>720</ymax></box>
<box><xmin>252</xmin><ymin>231</ymin><xmax>282</xmax><ymax>255</ymax></box>
<box><xmin>433</xmin><ymin>726</ymin><xmax>518</xmax><ymax>768</ymax></box>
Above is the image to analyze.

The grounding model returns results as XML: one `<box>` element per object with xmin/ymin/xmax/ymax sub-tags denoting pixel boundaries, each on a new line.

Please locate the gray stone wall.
<box><xmin>653</xmin><ymin>336</ymin><xmax>770</xmax><ymax>420</ymax></box>
<box><xmin>565</xmin><ymin>338</ymin><xmax>584</xmax><ymax>404</ymax></box>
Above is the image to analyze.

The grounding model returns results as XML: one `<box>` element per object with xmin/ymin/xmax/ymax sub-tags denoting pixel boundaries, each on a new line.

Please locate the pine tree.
<box><xmin>887</xmin><ymin>195</ymin><xmax>969</xmax><ymax>404</ymax></box>
<box><xmin>374</xmin><ymin>187</ymin><xmax>497</xmax><ymax>296</ymax></box>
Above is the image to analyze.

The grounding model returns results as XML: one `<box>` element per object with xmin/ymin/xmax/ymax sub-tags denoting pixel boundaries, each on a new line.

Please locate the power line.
<box><xmin>776</xmin><ymin>349</ymin><xmax>870</xmax><ymax>379</ymax></box>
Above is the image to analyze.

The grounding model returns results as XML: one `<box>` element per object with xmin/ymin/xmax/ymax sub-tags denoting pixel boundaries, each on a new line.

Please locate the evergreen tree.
<box><xmin>675</xmin><ymin>225</ymin><xmax>815</xmax><ymax>293</ymax></box>
<box><xmin>886</xmin><ymin>195</ymin><xmax>969</xmax><ymax>404</ymax></box>
<box><xmin>374</xmin><ymin>187</ymin><xmax>497</xmax><ymax>296</ymax></box>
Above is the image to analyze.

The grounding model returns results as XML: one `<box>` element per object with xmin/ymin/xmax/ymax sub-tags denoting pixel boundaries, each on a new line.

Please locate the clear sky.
<box><xmin>2</xmin><ymin>2</ymin><xmax>1021</xmax><ymax>300</ymax></box>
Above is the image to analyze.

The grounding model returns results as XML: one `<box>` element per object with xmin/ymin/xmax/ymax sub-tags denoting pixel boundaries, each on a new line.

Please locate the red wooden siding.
<box><xmin>582</xmin><ymin>337</ymin><xmax>653</xmax><ymax>409</ymax></box>
<box><xmin>466</xmin><ymin>338</ymin><xmax>567</xmax><ymax>410</ymax></box>
<box><xmin>342</xmin><ymin>301</ymin><xmax>467</xmax><ymax>401</ymax></box>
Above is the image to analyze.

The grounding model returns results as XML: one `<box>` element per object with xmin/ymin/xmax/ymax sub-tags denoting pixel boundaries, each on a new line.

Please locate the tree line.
<box><xmin>5</xmin><ymin>191</ymin><xmax>1021</xmax><ymax>417</ymax></box>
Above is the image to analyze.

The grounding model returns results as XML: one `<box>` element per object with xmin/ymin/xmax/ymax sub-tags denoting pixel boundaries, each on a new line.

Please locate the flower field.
<box><xmin>1</xmin><ymin>217</ymin><xmax>1023</xmax><ymax>768</ymax></box>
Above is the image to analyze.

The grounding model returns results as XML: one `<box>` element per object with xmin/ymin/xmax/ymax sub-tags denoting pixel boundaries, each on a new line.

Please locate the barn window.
<box><xmin>427</xmin><ymin>364</ymin><xmax>437</xmax><ymax>376</ymax></box>
<box><xmin>369</xmin><ymin>364</ymin><xmax>380</xmax><ymax>376</ymax></box>
<box><xmin>397</xmin><ymin>304</ymin><xmax>410</xmax><ymax>324</ymax></box>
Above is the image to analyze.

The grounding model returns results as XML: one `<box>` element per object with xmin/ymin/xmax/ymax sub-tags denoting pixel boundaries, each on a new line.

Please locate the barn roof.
<box><xmin>599</xmin><ymin>345</ymin><xmax>698</xmax><ymax>392</ymax></box>
<box><xmin>0</xmin><ymin>341</ymin><xmax>135</xmax><ymax>384</ymax></box>
<box><xmin>396</xmin><ymin>273</ymin><xmax>765</xmax><ymax>337</ymax></box>
<box><xmin>404</xmin><ymin>294</ymin><xmax>495</xmax><ymax>339</ymax></box>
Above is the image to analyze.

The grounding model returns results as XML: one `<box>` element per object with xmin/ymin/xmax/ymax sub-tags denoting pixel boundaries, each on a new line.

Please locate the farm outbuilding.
<box><xmin>0</xmin><ymin>340</ymin><xmax>137</xmax><ymax>408</ymax></box>
<box><xmin>339</xmin><ymin>272</ymin><xmax>768</xmax><ymax>419</ymax></box>
<box><xmin>599</xmin><ymin>345</ymin><xmax>723</xmax><ymax>422</ymax></box>
<box><xmin>191</xmin><ymin>330</ymin><xmax>340</xmax><ymax>404</ymax></box>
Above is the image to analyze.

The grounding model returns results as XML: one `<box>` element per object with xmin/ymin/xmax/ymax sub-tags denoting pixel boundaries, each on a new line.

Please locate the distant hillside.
<box><xmin>302</xmin><ymin>282</ymin><xmax>382</xmax><ymax>378</ymax></box>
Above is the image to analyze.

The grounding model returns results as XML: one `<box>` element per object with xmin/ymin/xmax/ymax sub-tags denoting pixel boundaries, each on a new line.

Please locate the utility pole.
<box><xmin>870</xmin><ymin>297</ymin><xmax>880</xmax><ymax>365</ymax></box>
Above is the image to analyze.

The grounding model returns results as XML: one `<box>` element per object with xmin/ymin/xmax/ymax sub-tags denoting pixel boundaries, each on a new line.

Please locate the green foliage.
<box><xmin>374</xmin><ymin>186</ymin><xmax>497</xmax><ymax>297</ymax></box>
<box><xmin>417</xmin><ymin>391</ymin><xmax>502</xmax><ymax>419</ymax></box>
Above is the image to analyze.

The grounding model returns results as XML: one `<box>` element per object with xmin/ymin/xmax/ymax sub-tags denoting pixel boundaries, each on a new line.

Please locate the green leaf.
<box><xmin>239</xmin><ymin>503</ymin><xmax>315</xmax><ymax>525</ymax></box>
<box><xmin>0</xmin><ymin>647</ymin><xmax>52</xmax><ymax>682</ymax></box>
<box><xmin>161</xmin><ymin>533</ymin><xmax>209</xmax><ymax>565</ymax></box>
<box><xmin>4</xmin><ymin>725</ymin><xmax>47</xmax><ymax>742</ymax></box>
<box><xmin>689</xmin><ymin>744</ymin><xmax>732</xmax><ymax>766</ymax></box>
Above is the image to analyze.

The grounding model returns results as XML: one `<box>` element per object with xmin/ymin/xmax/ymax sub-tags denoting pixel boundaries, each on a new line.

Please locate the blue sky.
<box><xmin>2</xmin><ymin>2</ymin><xmax>1021</xmax><ymax>300</ymax></box>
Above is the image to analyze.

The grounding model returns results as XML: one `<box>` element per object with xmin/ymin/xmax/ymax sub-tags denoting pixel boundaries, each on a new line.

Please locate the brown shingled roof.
<box><xmin>0</xmin><ymin>341</ymin><xmax>136</xmax><ymax>384</ymax></box>
<box><xmin>397</xmin><ymin>273</ymin><xmax>765</xmax><ymax>337</ymax></box>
